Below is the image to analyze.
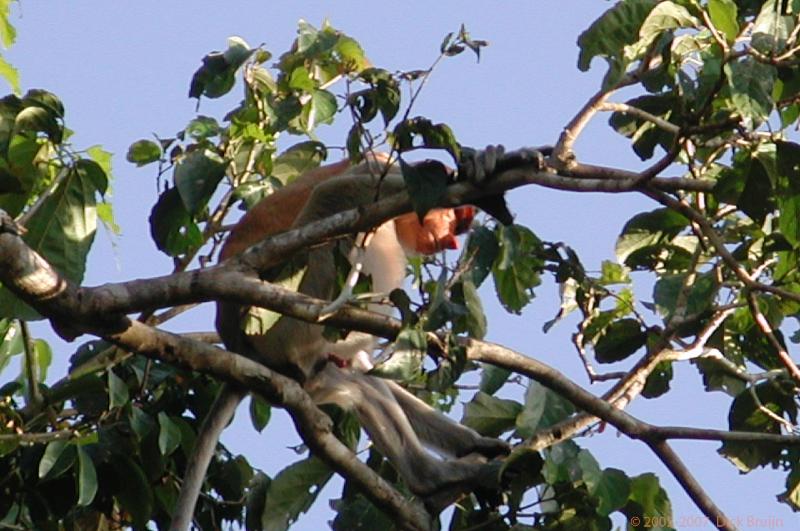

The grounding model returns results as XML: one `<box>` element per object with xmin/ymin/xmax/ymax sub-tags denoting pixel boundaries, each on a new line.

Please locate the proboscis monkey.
<box><xmin>172</xmin><ymin>147</ymin><xmax>539</xmax><ymax>529</ymax></box>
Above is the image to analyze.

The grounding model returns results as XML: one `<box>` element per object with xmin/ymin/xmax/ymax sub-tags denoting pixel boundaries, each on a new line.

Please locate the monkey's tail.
<box><xmin>170</xmin><ymin>384</ymin><xmax>246</xmax><ymax>531</ymax></box>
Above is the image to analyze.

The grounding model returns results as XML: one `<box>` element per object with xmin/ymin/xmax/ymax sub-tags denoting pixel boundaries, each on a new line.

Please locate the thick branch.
<box><xmin>0</xmin><ymin>230</ymin><xmax>430</xmax><ymax>531</ymax></box>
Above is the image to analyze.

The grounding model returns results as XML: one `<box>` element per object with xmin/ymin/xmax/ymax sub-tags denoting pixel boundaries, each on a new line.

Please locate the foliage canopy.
<box><xmin>2</xmin><ymin>2</ymin><xmax>800</xmax><ymax>530</ymax></box>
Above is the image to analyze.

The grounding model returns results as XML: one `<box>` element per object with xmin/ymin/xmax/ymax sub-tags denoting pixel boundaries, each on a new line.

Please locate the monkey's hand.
<box><xmin>457</xmin><ymin>144</ymin><xmax>551</xmax><ymax>185</ymax></box>
<box><xmin>456</xmin><ymin>145</ymin><xmax>551</xmax><ymax>225</ymax></box>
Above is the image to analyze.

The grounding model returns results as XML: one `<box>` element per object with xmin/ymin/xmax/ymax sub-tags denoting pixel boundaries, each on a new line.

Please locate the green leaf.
<box><xmin>148</xmin><ymin>187</ymin><xmax>202</xmax><ymax>257</ymax></box>
<box><xmin>463</xmin><ymin>226</ymin><xmax>499</xmax><ymax>287</ymax></box>
<box><xmin>186</xmin><ymin>115</ymin><xmax>221</xmax><ymax>140</ymax></box>
<box><xmin>653</xmin><ymin>272</ymin><xmax>716</xmax><ymax>320</ymax></box>
<box><xmin>542</xmin><ymin>440</ymin><xmax>581</xmax><ymax>484</ymax></box>
<box><xmin>25</xmin><ymin>338</ymin><xmax>52</xmax><ymax>385</ymax></box>
<box><xmin>189</xmin><ymin>36</ymin><xmax>254</xmax><ymax>99</ymax></box>
<box><xmin>720</xmin><ymin>382</ymin><xmax>795</xmax><ymax>471</ymax></box>
<box><xmin>577</xmin><ymin>0</ymin><xmax>659</xmax><ymax>89</ymax></box>
<box><xmin>0</xmin><ymin>319</ymin><xmax>22</xmax><ymax>373</ymax></box>
<box><xmin>355</xmin><ymin>68</ymin><xmax>400</xmax><ymax>126</ymax></box>
<box><xmin>593</xmin><ymin>318</ymin><xmax>647</xmax><ymax>363</ymax></box>
<box><xmin>776</xmin><ymin>141</ymin><xmax>800</xmax><ymax>247</ymax></box>
<box><xmin>462</xmin><ymin>391</ymin><xmax>522</xmax><ymax>437</ymax></box>
<box><xmin>371</xmin><ymin>327</ymin><xmax>425</xmax><ymax>380</ymax></box>
<box><xmin>126</xmin><ymin>139</ymin><xmax>161</xmax><ymax>166</ymax></box>
<box><xmin>288</xmin><ymin>66</ymin><xmax>315</xmax><ymax>91</ymax></box>
<box><xmin>107</xmin><ymin>370</ymin><xmax>129</xmax><ymax>409</ymax></box>
<box><xmin>75</xmin><ymin>158</ymin><xmax>109</xmax><ymax>197</ymax></box>
<box><xmin>543</xmin><ymin>278</ymin><xmax>579</xmax><ymax>333</ymax></box>
<box><xmin>738</xmin><ymin>154</ymin><xmax>775</xmax><ymax>224</ymax></box>
<box><xmin>15</xmin><ymin>90</ymin><xmax>63</xmax><ymax>146</ymax></box>
<box><xmin>14</xmin><ymin>104</ymin><xmax>61</xmax><ymax>143</ymax></box>
<box><xmin>639</xmin><ymin>2</ymin><xmax>699</xmax><ymax>43</ymax></box>
<box><xmin>157</xmin><ymin>412</ymin><xmax>181</xmax><ymax>456</ymax></box>
<box><xmin>0</xmin><ymin>1</ymin><xmax>17</xmax><ymax>49</ymax></box>
<box><xmin>492</xmin><ymin>224</ymin><xmax>543</xmax><ymax>314</ymax></box>
<box><xmin>332</xmin><ymin>491</ymin><xmax>394</xmax><ymax>531</ymax></box>
<box><xmin>38</xmin><ymin>440</ymin><xmax>76</xmax><ymax>480</ymax></box>
<box><xmin>303</xmin><ymin>89</ymin><xmax>337</xmax><ymax>130</ymax></box>
<box><xmin>24</xmin><ymin>166</ymin><xmax>98</xmax><ymax>280</ymax></box>
<box><xmin>400</xmin><ymin>158</ymin><xmax>449</xmax><ymax>221</ymax></box>
<box><xmin>0</xmin><ymin>54</ymin><xmax>19</xmax><ymax>94</ymax></box>
<box><xmin>588</xmin><ymin>467</ymin><xmax>631</xmax><ymax>516</ymax></box>
<box><xmin>246</xmin><ymin>472</ymin><xmax>271</xmax><ymax>530</ymax></box>
<box><xmin>261</xmin><ymin>456</ymin><xmax>332</xmax><ymax>531</ymax></box>
<box><xmin>76</xmin><ymin>446</ymin><xmax>98</xmax><ymax>506</ymax></box>
<box><xmin>112</xmin><ymin>455</ymin><xmax>154</xmax><ymax>529</ymax></box>
<box><xmin>708</xmin><ymin>0</ymin><xmax>740</xmax><ymax>43</ymax></box>
<box><xmin>642</xmin><ymin>360</ymin><xmax>673</xmax><ymax>398</ymax></box>
<box><xmin>623</xmin><ymin>473</ymin><xmax>673</xmax><ymax>525</ymax></box>
<box><xmin>608</xmin><ymin>94</ymin><xmax>679</xmax><ymax>160</ymax></box>
<box><xmin>211</xmin><ymin>454</ymin><xmax>254</xmax><ymax>502</ymax></box>
<box><xmin>392</xmin><ymin>117</ymin><xmax>460</xmax><ymax>160</ymax></box>
<box><xmin>249</xmin><ymin>394</ymin><xmax>272</xmax><ymax>433</ymax></box>
<box><xmin>96</xmin><ymin>201</ymin><xmax>120</xmax><ymax>235</ymax></box>
<box><xmin>0</xmin><ymin>162</ymin><xmax>101</xmax><ymax>320</ymax></box>
<box><xmin>459</xmin><ymin>278</ymin><xmax>487</xmax><ymax>339</ymax></box>
<box><xmin>87</xmin><ymin>144</ymin><xmax>112</xmax><ymax>179</ymax></box>
<box><xmin>22</xmin><ymin>89</ymin><xmax>63</xmax><ymax>120</ymax></box>
<box><xmin>515</xmin><ymin>381</ymin><xmax>575</xmax><ymax>438</ymax></box>
<box><xmin>174</xmin><ymin>149</ymin><xmax>227</xmax><ymax>215</ymax></box>
<box><xmin>130</xmin><ymin>407</ymin><xmax>155</xmax><ymax>440</ymax></box>
<box><xmin>335</xmin><ymin>35</ymin><xmax>369</xmax><ymax>72</ymax></box>
<box><xmin>752</xmin><ymin>0</ymin><xmax>793</xmax><ymax>53</ymax></box>
<box><xmin>271</xmin><ymin>141</ymin><xmax>326</xmax><ymax>184</ymax></box>
<box><xmin>615</xmin><ymin>207</ymin><xmax>689</xmax><ymax>269</ymax></box>
<box><xmin>479</xmin><ymin>364</ymin><xmax>511</xmax><ymax>395</ymax></box>
<box><xmin>243</xmin><ymin>262</ymin><xmax>306</xmax><ymax>335</ymax></box>
<box><xmin>599</xmin><ymin>260</ymin><xmax>630</xmax><ymax>285</ymax></box>
<box><xmin>726</xmin><ymin>58</ymin><xmax>776</xmax><ymax>128</ymax></box>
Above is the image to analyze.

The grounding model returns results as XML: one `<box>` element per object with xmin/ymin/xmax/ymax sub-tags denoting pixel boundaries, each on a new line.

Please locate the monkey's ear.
<box><xmin>474</xmin><ymin>194</ymin><xmax>514</xmax><ymax>225</ymax></box>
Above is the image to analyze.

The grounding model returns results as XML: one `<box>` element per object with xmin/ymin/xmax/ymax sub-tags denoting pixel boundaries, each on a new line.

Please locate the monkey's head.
<box><xmin>394</xmin><ymin>205</ymin><xmax>476</xmax><ymax>255</ymax></box>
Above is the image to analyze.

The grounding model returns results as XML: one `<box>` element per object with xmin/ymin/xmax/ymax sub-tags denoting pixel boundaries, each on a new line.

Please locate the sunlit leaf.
<box><xmin>577</xmin><ymin>0</ymin><xmax>659</xmax><ymax>88</ymax></box>
<box><xmin>38</xmin><ymin>440</ymin><xmax>75</xmax><ymax>480</ymax></box>
<box><xmin>708</xmin><ymin>0</ymin><xmax>740</xmax><ymax>43</ymax></box>
<box><xmin>157</xmin><ymin>412</ymin><xmax>181</xmax><ymax>456</ymax></box>
<box><xmin>261</xmin><ymin>456</ymin><xmax>332</xmax><ymax>531</ymax></box>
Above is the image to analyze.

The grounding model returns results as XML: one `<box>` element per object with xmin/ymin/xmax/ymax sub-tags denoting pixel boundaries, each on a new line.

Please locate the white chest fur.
<box><xmin>360</xmin><ymin>220</ymin><xmax>407</xmax><ymax>306</ymax></box>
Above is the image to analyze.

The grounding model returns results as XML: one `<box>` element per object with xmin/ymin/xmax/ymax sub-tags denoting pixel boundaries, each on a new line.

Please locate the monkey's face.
<box><xmin>394</xmin><ymin>205</ymin><xmax>476</xmax><ymax>255</ymax></box>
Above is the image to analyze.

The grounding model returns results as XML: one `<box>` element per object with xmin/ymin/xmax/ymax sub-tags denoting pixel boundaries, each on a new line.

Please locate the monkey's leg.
<box><xmin>309</xmin><ymin>366</ymin><xmax>497</xmax><ymax>497</ymax></box>
<box><xmin>170</xmin><ymin>385</ymin><xmax>246</xmax><ymax>531</ymax></box>
<box><xmin>385</xmin><ymin>380</ymin><xmax>509</xmax><ymax>459</ymax></box>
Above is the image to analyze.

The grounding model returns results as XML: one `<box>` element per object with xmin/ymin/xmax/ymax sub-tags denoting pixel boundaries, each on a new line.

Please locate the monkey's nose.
<box><xmin>438</xmin><ymin>233</ymin><xmax>458</xmax><ymax>250</ymax></box>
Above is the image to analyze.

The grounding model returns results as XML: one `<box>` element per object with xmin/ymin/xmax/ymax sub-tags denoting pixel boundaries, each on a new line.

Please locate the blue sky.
<box><xmin>6</xmin><ymin>1</ymin><xmax>797</xmax><ymax>528</ymax></box>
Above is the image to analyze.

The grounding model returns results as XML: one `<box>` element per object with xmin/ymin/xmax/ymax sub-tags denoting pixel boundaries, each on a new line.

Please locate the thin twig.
<box><xmin>746</xmin><ymin>292</ymin><xmax>800</xmax><ymax>384</ymax></box>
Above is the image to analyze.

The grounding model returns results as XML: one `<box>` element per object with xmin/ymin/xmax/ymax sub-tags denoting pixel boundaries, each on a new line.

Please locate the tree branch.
<box><xmin>0</xmin><ymin>155</ymin><xmax>778</xmax><ymax>528</ymax></box>
<box><xmin>0</xmin><ymin>228</ymin><xmax>431</xmax><ymax>531</ymax></box>
<box><xmin>647</xmin><ymin>440</ymin><xmax>735</xmax><ymax>531</ymax></box>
